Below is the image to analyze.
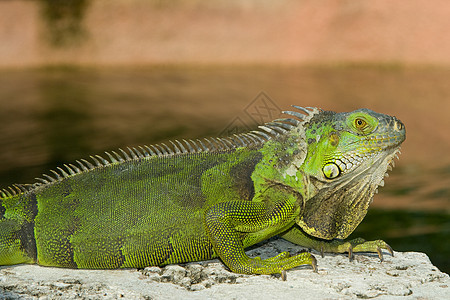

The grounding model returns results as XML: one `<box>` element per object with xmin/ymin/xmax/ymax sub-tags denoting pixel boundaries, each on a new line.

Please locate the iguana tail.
<box><xmin>0</xmin><ymin>191</ymin><xmax>37</xmax><ymax>265</ymax></box>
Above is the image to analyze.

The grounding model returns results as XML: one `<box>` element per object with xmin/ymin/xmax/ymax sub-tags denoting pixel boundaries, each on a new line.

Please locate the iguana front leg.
<box><xmin>204</xmin><ymin>200</ymin><xmax>316</xmax><ymax>275</ymax></box>
<box><xmin>281</xmin><ymin>225</ymin><xmax>393</xmax><ymax>261</ymax></box>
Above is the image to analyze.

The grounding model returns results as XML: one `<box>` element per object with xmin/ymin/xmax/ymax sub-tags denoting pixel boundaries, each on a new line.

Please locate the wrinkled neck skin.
<box><xmin>296</xmin><ymin>146</ymin><xmax>400</xmax><ymax>240</ymax></box>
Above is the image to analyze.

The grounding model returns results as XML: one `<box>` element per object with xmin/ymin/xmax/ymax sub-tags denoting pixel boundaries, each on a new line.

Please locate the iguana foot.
<box><xmin>231</xmin><ymin>251</ymin><xmax>317</xmax><ymax>275</ymax></box>
<box><xmin>320</xmin><ymin>238</ymin><xmax>394</xmax><ymax>262</ymax></box>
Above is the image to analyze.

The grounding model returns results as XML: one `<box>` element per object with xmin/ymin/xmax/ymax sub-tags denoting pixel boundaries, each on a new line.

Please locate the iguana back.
<box><xmin>1</xmin><ymin>146</ymin><xmax>263</xmax><ymax>268</ymax></box>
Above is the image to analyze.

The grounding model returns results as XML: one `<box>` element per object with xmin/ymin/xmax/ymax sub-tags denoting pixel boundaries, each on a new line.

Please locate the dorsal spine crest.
<box><xmin>0</xmin><ymin>106</ymin><xmax>319</xmax><ymax>199</ymax></box>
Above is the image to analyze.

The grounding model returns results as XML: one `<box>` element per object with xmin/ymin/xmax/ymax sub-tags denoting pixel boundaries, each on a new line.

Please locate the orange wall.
<box><xmin>1</xmin><ymin>0</ymin><xmax>450</xmax><ymax>67</ymax></box>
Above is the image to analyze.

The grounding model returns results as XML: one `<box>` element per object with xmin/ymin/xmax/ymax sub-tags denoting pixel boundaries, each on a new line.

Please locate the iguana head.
<box><xmin>293</xmin><ymin>108</ymin><xmax>406</xmax><ymax>240</ymax></box>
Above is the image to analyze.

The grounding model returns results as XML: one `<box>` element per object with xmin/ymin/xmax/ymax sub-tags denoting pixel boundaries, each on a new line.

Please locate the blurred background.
<box><xmin>0</xmin><ymin>0</ymin><xmax>449</xmax><ymax>273</ymax></box>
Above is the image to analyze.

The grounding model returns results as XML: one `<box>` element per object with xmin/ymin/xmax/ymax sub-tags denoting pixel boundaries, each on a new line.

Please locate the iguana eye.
<box><xmin>355</xmin><ymin>118</ymin><xmax>367</xmax><ymax>129</ymax></box>
<box><xmin>323</xmin><ymin>162</ymin><xmax>341</xmax><ymax>179</ymax></box>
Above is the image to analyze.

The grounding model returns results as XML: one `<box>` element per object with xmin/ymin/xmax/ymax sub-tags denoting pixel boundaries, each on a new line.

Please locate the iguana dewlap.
<box><xmin>0</xmin><ymin>106</ymin><xmax>405</xmax><ymax>275</ymax></box>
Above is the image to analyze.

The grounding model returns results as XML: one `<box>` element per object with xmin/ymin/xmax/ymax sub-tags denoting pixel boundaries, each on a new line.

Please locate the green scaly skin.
<box><xmin>0</xmin><ymin>107</ymin><xmax>405</xmax><ymax>275</ymax></box>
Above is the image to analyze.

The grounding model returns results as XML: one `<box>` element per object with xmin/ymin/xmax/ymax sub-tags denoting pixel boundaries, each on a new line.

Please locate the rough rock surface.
<box><xmin>0</xmin><ymin>239</ymin><xmax>448</xmax><ymax>299</ymax></box>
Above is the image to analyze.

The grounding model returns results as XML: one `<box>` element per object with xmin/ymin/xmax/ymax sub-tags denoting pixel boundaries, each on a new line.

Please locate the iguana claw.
<box><xmin>387</xmin><ymin>244</ymin><xmax>394</xmax><ymax>257</ymax></box>
<box><xmin>347</xmin><ymin>239</ymin><xmax>394</xmax><ymax>262</ymax></box>
<box><xmin>278</xmin><ymin>252</ymin><xmax>316</xmax><ymax>281</ymax></box>
<box><xmin>348</xmin><ymin>244</ymin><xmax>354</xmax><ymax>262</ymax></box>
<box><xmin>301</xmin><ymin>238</ymin><xmax>395</xmax><ymax>263</ymax></box>
<box><xmin>311</xmin><ymin>255</ymin><xmax>318</xmax><ymax>273</ymax></box>
<box><xmin>376</xmin><ymin>247</ymin><xmax>383</xmax><ymax>262</ymax></box>
<box><xmin>376</xmin><ymin>244</ymin><xmax>394</xmax><ymax>262</ymax></box>
<box><xmin>281</xmin><ymin>270</ymin><xmax>287</xmax><ymax>281</ymax></box>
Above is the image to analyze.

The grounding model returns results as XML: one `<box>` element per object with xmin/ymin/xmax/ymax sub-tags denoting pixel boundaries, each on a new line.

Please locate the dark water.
<box><xmin>0</xmin><ymin>66</ymin><xmax>449</xmax><ymax>273</ymax></box>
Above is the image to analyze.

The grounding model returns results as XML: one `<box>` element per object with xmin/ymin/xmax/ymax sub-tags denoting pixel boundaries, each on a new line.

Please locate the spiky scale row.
<box><xmin>0</xmin><ymin>106</ymin><xmax>314</xmax><ymax>199</ymax></box>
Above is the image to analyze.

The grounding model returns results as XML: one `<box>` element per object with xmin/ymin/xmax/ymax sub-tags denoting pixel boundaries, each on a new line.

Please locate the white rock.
<box><xmin>0</xmin><ymin>239</ymin><xmax>448</xmax><ymax>299</ymax></box>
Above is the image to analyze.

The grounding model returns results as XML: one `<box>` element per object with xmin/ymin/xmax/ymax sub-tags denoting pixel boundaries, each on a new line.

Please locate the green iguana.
<box><xmin>0</xmin><ymin>106</ymin><xmax>405</xmax><ymax>275</ymax></box>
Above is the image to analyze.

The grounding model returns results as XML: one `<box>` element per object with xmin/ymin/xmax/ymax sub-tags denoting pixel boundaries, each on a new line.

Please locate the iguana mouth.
<box><xmin>332</xmin><ymin>129</ymin><xmax>405</xmax><ymax>177</ymax></box>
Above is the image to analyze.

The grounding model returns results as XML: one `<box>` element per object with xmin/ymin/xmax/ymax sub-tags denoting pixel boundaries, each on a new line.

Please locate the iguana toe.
<box><xmin>348</xmin><ymin>244</ymin><xmax>354</xmax><ymax>262</ymax></box>
<box><xmin>311</xmin><ymin>255</ymin><xmax>318</xmax><ymax>273</ymax></box>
